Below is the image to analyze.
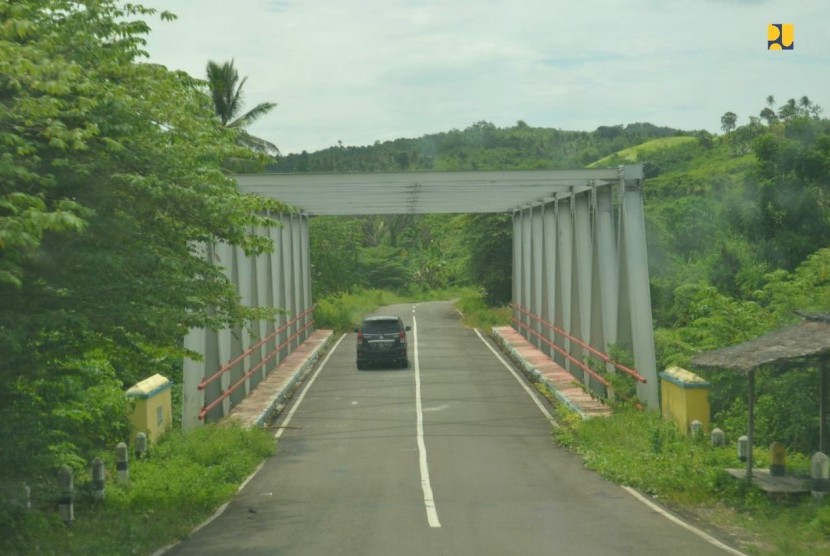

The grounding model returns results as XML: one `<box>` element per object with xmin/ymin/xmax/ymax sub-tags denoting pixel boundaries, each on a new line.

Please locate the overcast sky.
<box><xmin>140</xmin><ymin>0</ymin><xmax>829</xmax><ymax>155</ymax></box>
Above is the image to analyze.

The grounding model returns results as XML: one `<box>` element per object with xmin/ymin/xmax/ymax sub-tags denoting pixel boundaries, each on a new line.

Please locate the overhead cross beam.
<box><xmin>235</xmin><ymin>169</ymin><xmax>622</xmax><ymax>215</ymax></box>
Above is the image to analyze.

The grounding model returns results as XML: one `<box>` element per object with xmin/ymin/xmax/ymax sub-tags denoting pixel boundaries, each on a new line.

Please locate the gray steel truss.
<box><xmin>182</xmin><ymin>165</ymin><xmax>657</xmax><ymax>427</ymax></box>
<box><xmin>512</xmin><ymin>165</ymin><xmax>658</xmax><ymax>407</ymax></box>
<box><xmin>182</xmin><ymin>213</ymin><xmax>313</xmax><ymax>430</ymax></box>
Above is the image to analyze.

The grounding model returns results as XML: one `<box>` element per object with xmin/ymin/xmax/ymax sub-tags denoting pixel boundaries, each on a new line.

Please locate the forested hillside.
<box><xmin>271</xmin><ymin>120</ymin><xmax>690</xmax><ymax>173</ymax></box>
<box><xmin>280</xmin><ymin>104</ymin><xmax>830</xmax><ymax>454</ymax></box>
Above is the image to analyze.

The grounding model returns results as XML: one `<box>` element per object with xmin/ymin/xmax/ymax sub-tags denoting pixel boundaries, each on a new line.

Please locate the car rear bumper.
<box><xmin>356</xmin><ymin>347</ymin><xmax>407</xmax><ymax>362</ymax></box>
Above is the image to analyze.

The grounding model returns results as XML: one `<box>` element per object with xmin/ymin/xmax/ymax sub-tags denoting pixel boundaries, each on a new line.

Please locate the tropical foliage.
<box><xmin>205</xmin><ymin>58</ymin><xmax>279</xmax><ymax>159</ymax></box>
<box><xmin>0</xmin><ymin>0</ymin><xmax>283</xmax><ymax>491</ymax></box>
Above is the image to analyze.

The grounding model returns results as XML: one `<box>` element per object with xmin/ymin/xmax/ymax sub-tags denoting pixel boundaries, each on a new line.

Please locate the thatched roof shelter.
<box><xmin>690</xmin><ymin>312</ymin><xmax>830</xmax><ymax>479</ymax></box>
<box><xmin>692</xmin><ymin>312</ymin><xmax>830</xmax><ymax>374</ymax></box>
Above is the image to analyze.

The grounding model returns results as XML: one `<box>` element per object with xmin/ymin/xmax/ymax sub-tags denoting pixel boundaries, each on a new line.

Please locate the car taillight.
<box><xmin>399</xmin><ymin>331</ymin><xmax>406</xmax><ymax>342</ymax></box>
<box><xmin>357</xmin><ymin>331</ymin><xmax>363</xmax><ymax>343</ymax></box>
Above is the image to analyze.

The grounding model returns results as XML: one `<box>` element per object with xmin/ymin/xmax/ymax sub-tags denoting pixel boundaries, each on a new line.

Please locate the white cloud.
<box><xmin>140</xmin><ymin>0</ymin><xmax>830</xmax><ymax>154</ymax></box>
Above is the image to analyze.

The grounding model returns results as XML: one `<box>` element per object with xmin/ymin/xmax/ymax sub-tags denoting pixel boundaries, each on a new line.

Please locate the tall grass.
<box><xmin>1</xmin><ymin>424</ymin><xmax>274</xmax><ymax>555</ymax></box>
<box><xmin>314</xmin><ymin>289</ymin><xmax>412</xmax><ymax>331</ymax></box>
<box><xmin>553</xmin><ymin>403</ymin><xmax>830</xmax><ymax>555</ymax></box>
<box><xmin>313</xmin><ymin>286</ymin><xmax>507</xmax><ymax>332</ymax></box>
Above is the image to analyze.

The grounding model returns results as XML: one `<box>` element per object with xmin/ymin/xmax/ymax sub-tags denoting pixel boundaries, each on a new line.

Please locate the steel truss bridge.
<box><xmin>182</xmin><ymin>165</ymin><xmax>657</xmax><ymax>428</ymax></box>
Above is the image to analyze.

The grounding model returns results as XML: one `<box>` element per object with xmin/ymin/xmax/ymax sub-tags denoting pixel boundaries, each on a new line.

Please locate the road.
<box><xmin>165</xmin><ymin>300</ymin><xmax>740</xmax><ymax>556</ymax></box>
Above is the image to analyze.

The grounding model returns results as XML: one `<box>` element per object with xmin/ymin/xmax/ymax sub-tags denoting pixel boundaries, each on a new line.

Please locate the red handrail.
<box><xmin>198</xmin><ymin>305</ymin><xmax>317</xmax><ymax>391</ymax></box>
<box><xmin>510</xmin><ymin>303</ymin><xmax>646</xmax><ymax>383</ymax></box>
<box><xmin>512</xmin><ymin>317</ymin><xmax>610</xmax><ymax>387</ymax></box>
<box><xmin>198</xmin><ymin>317</ymin><xmax>315</xmax><ymax>420</ymax></box>
<box><xmin>196</xmin><ymin>306</ymin><xmax>316</xmax><ymax>421</ymax></box>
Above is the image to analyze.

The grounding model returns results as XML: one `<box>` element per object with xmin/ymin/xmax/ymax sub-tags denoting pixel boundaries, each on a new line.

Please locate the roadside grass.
<box><xmin>313</xmin><ymin>288</ymin><xmax>413</xmax><ymax>331</ymax></box>
<box><xmin>313</xmin><ymin>286</ymin><xmax>496</xmax><ymax>332</ymax></box>
<box><xmin>549</xmin><ymin>401</ymin><xmax>830</xmax><ymax>556</ymax></box>
<box><xmin>1</xmin><ymin>424</ymin><xmax>274</xmax><ymax>555</ymax></box>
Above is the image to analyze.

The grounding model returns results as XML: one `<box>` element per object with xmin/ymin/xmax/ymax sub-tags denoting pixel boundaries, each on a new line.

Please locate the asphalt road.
<box><xmin>165</xmin><ymin>300</ymin><xmax>740</xmax><ymax>556</ymax></box>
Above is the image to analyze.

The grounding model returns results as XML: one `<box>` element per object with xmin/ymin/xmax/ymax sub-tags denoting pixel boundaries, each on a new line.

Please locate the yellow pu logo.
<box><xmin>768</xmin><ymin>23</ymin><xmax>794</xmax><ymax>50</ymax></box>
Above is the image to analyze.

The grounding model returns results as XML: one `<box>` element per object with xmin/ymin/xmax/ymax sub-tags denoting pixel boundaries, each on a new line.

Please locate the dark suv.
<box><xmin>355</xmin><ymin>316</ymin><xmax>411</xmax><ymax>369</ymax></box>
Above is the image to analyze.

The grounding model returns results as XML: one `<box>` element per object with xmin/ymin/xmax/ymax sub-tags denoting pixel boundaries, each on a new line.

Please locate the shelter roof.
<box><xmin>690</xmin><ymin>313</ymin><xmax>830</xmax><ymax>373</ymax></box>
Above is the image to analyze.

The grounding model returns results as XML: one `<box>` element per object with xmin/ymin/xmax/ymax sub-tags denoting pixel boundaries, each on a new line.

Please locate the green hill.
<box><xmin>270</xmin><ymin>120</ymin><xmax>692</xmax><ymax>173</ymax></box>
<box><xmin>586</xmin><ymin>135</ymin><xmax>697</xmax><ymax>168</ymax></box>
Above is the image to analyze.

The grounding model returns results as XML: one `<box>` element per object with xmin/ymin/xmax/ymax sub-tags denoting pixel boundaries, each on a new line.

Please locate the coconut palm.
<box><xmin>206</xmin><ymin>59</ymin><xmax>279</xmax><ymax>156</ymax></box>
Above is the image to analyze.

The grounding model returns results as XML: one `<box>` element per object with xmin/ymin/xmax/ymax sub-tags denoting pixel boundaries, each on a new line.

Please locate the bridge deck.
<box><xmin>227</xmin><ymin>325</ymin><xmax>610</xmax><ymax>430</ymax></box>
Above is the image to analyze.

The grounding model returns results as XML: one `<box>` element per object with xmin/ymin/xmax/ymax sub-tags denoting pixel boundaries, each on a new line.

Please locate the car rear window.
<box><xmin>362</xmin><ymin>319</ymin><xmax>401</xmax><ymax>334</ymax></box>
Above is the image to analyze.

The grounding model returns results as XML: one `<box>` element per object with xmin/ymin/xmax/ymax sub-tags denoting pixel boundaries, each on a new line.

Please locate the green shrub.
<box><xmin>0</xmin><ymin>423</ymin><xmax>274</xmax><ymax>555</ymax></box>
<box><xmin>555</xmin><ymin>407</ymin><xmax>739</xmax><ymax>503</ymax></box>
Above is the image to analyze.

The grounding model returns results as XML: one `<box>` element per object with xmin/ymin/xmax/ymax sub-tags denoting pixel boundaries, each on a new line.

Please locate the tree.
<box><xmin>777</xmin><ymin>98</ymin><xmax>798</xmax><ymax>121</ymax></box>
<box><xmin>309</xmin><ymin>217</ymin><xmax>363</xmax><ymax>296</ymax></box>
<box><xmin>748</xmin><ymin>108</ymin><xmax>830</xmax><ymax>269</ymax></box>
<box><xmin>759</xmin><ymin>107</ymin><xmax>778</xmax><ymax>126</ymax></box>
<box><xmin>0</xmin><ymin>0</ymin><xmax>284</xmax><ymax>483</ymax></box>
<box><xmin>461</xmin><ymin>214</ymin><xmax>513</xmax><ymax>304</ymax></box>
<box><xmin>720</xmin><ymin>112</ymin><xmax>737</xmax><ymax>134</ymax></box>
<box><xmin>206</xmin><ymin>59</ymin><xmax>279</xmax><ymax>157</ymax></box>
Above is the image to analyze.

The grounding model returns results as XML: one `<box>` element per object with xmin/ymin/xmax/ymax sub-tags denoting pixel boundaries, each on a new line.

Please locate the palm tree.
<box><xmin>206</xmin><ymin>59</ymin><xmax>279</xmax><ymax>156</ymax></box>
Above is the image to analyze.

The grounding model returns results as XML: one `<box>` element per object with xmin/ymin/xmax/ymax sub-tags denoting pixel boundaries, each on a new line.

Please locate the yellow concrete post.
<box><xmin>126</xmin><ymin>374</ymin><xmax>172</xmax><ymax>446</ymax></box>
<box><xmin>659</xmin><ymin>366</ymin><xmax>711</xmax><ymax>434</ymax></box>
<box><xmin>770</xmin><ymin>442</ymin><xmax>787</xmax><ymax>477</ymax></box>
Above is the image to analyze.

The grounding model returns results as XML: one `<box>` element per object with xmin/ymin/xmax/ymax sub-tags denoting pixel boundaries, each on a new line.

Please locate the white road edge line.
<box><xmin>413</xmin><ymin>313</ymin><xmax>442</xmax><ymax>528</ymax></box>
<box><xmin>473</xmin><ymin>328</ymin><xmax>745</xmax><ymax>556</ymax></box>
<box><xmin>622</xmin><ymin>487</ymin><xmax>749</xmax><ymax>556</ymax></box>
<box><xmin>151</xmin><ymin>333</ymin><xmax>348</xmax><ymax>556</ymax></box>
<box><xmin>473</xmin><ymin>328</ymin><xmax>559</xmax><ymax>427</ymax></box>
<box><xmin>274</xmin><ymin>333</ymin><xmax>348</xmax><ymax>440</ymax></box>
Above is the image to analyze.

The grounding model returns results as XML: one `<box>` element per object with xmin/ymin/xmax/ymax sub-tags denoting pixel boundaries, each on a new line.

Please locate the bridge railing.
<box><xmin>197</xmin><ymin>306</ymin><xmax>315</xmax><ymax>421</ymax></box>
<box><xmin>509</xmin><ymin>303</ymin><xmax>646</xmax><ymax>395</ymax></box>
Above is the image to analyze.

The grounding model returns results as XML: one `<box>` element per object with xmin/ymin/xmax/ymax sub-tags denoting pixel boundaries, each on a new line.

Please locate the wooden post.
<box><xmin>821</xmin><ymin>364</ymin><xmax>828</xmax><ymax>455</ymax></box>
<box><xmin>747</xmin><ymin>369</ymin><xmax>755</xmax><ymax>480</ymax></box>
<box><xmin>770</xmin><ymin>442</ymin><xmax>786</xmax><ymax>476</ymax></box>
<box><xmin>812</xmin><ymin>452</ymin><xmax>829</xmax><ymax>499</ymax></box>
<box><xmin>135</xmin><ymin>432</ymin><xmax>148</xmax><ymax>460</ymax></box>
<box><xmin>116</xmin><ymin>442</ymin><xmax>129</xmax><ymax>485</ymax></box>
<box><xmin>58</xmin><ymin>466</ymin><xmax>74</xmax><ymax>524</ymax></box>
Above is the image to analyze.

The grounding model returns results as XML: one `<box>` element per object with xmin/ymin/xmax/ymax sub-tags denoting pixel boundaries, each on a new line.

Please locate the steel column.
<box><xmin>531</xmin><ymin>206</ymin><xmax>544</xmax><ymax>350</ymax></box>
<box><xmin>512</xmin><ymin>212</ymin><xmax>523</xmax><ymax>327</ymax></box>
<box><xmin>541</xmin><ymin>201</ymin><xmax>558</xmax><ymax>361</ymax></box>
<box><xmin>521</xmin><ymin>209</ymin><xmax>532</xmax><ymax>339</ymax></box>
<box><xmin>571</xmin><ymin>191</ymin><xmax>593</xmax><ymax>386</ymax></box>
<box><xmin>617</xmin><ymin>168</ymin><xmax>659</xmax><ymax>407</ymax></box>
<box><xmin>300</xmin><ymin>213</ymin><xmax>312</xmax><ymax>342</ymax></box>
<box><xmin>591</xmin><ymin>185</ymin><xmax>617</xmax><ymax>361</ymax></box>
<box><xmin>556</xmin><ymin>197</ymin><xmax>574</xmax><ymax>372</ymax></box>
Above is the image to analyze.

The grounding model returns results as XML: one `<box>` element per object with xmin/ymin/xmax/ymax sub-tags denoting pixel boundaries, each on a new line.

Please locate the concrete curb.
<box><xmin>491</xmin><ymin>326</ymin><xmax>611</xmax><ymax>420</ymax></box>
<box><xmin>227</xmin><ymin>329</ymin><xmax>334</xmax><ymax>428</ymax></box>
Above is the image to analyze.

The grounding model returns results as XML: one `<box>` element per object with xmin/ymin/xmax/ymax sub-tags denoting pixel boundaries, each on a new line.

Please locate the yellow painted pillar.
<box><xmin>659</xmin><ymin>366</ymin><xmax>711</xmax><ymax>434</ymax></box>
<box><xmin>126</xmin><ymin>374</ymin><xmax>173</xmax><ymax>446</ymax></box>
<box><xmin>770</xmin><ymin>442</ymin><xmax>786</xmax><ymax>477</ymax></box>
